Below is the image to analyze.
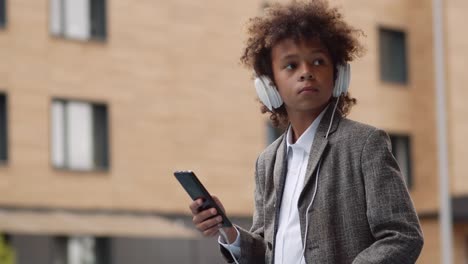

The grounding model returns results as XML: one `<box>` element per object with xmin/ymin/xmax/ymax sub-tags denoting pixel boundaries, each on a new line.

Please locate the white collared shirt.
<box><xmin>274</xmin><ymin>107</ymin><xmax>326</xmax><ymax>263</ymax></box>
<box><xmin>219</xmin><ymin>107</ymin><xmax>328</xmax><ymax>264</ymax></box>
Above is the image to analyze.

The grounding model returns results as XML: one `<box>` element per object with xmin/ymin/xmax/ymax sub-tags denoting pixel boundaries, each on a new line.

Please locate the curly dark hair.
<box><xmin>240</xmin><ymin>0</ymin><xmax>365</xmax><ymax>127</ymax></box>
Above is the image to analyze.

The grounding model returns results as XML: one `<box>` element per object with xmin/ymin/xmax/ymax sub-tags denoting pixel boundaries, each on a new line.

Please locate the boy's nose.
<box><xmin>299</xmin><ymin>72</ymin><xmax>314</xmax><ymax>81</ymax></box>
<box><xmin>298</xmin><ymin>62</ymin><xmax>315</xmax><ymax>81</ymax></box>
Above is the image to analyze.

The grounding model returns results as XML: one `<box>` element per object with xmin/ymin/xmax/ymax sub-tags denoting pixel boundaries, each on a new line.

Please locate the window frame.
<box><xmin>50</xmin><ymin>98</ymin><xmax>110</xmax><ymax>172</ymax></box>
<box><xmin>53</xmin><ymin>236</ymin><xmax>110</xmax><ymax>264</ymax></box>
<box><xmin>388</xmin><ymin>133</ymin><xmax>413</xmax><ymax>189</ymax></box>
<box><xmin>49</xmin><ymin>0</ymin><xmax>107</xmax><ymax>41</ymax></box>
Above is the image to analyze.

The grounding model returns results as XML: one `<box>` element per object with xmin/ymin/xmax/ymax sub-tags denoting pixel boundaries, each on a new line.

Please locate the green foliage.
<box><xmin>0</xmin><ymin>234</ymin><xmax>15</xmax><ymax>264</ymax></box>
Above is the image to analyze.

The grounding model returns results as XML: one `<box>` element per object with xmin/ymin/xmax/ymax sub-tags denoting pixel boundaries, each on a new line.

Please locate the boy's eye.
<box><xmin>285</xmin><ymin>63</ymin><xmax>297</xmax><ymax>70</ymax></box>
<box><xmin>313</xmin><ymin>59</ymin><xmax>325</xmax><ymax>66</ymax></box>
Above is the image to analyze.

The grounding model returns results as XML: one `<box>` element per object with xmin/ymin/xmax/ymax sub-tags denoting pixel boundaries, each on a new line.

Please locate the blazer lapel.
<box><xmin>273</xmin><ymin>135</ymin><xmax>288</xmax><ymax>197</ymax></box>
<box><xmin>272</xmin><ymin>131</ymin><xmax>288</xmax><ymax>250</ymax></box>
<box><xmin>299</xmin><ymin>104</ymin><xmax>342</xmax><ymax>203</ymax></box>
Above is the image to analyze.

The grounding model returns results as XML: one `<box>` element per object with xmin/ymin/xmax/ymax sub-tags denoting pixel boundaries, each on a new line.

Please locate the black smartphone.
<box><xmin>174</xmin><ymin>170</ymin><xmax>233</xmax><ymax>227</ymax></box>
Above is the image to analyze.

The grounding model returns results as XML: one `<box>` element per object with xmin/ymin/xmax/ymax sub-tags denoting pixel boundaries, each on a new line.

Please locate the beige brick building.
<box><xmin>0</xmin><ymin>0</ymin><xmax>467</xmax><ymax>263</ymax></box>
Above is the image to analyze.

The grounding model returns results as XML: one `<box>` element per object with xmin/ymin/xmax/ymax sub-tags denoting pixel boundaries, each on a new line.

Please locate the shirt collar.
<box><xmin>286</xmin><ymin>105</ymin><xmax>329</xmax><ymax>154</ymax></box>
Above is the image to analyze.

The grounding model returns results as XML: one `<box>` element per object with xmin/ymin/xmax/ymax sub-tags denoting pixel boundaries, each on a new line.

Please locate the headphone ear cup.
<box><xmin>254</xmin><ymin>75</ymin><xmax>283</xmax><ymax>111</ymax></box>
<box><xmin>333</xmin><ymin>63</ymin><xmax>351</xmax><ymax>97</ymax></box>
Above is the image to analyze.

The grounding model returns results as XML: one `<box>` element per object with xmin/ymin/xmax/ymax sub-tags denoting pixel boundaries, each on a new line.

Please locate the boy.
<box><xmin>189</xmin><ymin>1</ymin><xmax>423</xmax><ymax>263</ymax></box>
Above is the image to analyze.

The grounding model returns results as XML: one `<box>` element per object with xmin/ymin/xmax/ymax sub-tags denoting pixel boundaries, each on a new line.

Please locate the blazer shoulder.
<box><xmin>336</xmin><ymin>118</ymin><xmax>389</xmax><ymax>146</ymax></box>
<box><xmin>340</xmin><ymin>118</ymin><xmax>377</xmax><ymax>133</ymax></box>
<box><xmin>339</xmin><ymin>118</ymin><xmax>382</xmax><ymax>136</ymax></box>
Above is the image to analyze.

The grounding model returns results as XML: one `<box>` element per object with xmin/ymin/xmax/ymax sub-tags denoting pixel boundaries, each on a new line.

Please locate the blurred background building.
<box><xmin>0</xmin><ymin>0</ymin><xmax>467</xmax><ymax>263</ymax></box>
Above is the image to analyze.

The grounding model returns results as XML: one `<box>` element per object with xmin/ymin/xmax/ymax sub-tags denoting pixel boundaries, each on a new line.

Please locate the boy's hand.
<box><xmin>189</xmin><ymin>195</ymin><xmax>237</xmax><ymax>243</ymax></box>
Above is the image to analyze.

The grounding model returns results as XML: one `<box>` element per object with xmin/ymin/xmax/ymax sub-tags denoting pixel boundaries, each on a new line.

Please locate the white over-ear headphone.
<box><xmin>254</xmin><ymin>63</ymin><xmax>351</xmax><ymax>111</ymax></box>
<box><xmin>254</xmin><ymin>75</ymin><xmax>284</xmax><ymax>111</ymax></box>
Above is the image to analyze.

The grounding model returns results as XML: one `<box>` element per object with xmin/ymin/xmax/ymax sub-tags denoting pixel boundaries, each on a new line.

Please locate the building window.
<box><xmin>50</xmin><ymin>0</ymin><xmax>106</xmax><ymax>41</ymax></box>
<box><xmin>53</xmin><ymin>236</ymin><xmax>110</xmax><ymax>264</ymax></box>
<box><xmin>51</xmin><ymin>99</ymin><xmax>109</xmax><ymax>171</ymax></box>
<box><xmin>266</xmin><ymin>122</ymin><xmax>285</xmax><ymax>145</ymax></box>
<box><xmin>379</xmin><ymin>27</ymin><xmax>408</xmax><ymax>84</ymax></box>
<box><xmin>389</xmin><ymin>134</ymin><xmax>413</xmax><ymax>188</ymax></box>
<box><xmin>0</xmin><ymin>93</ymin><xmax>7</xmax><ymax>163</ymax></box>
<box><xmin>0</xmin><ymin>0</ymin><xmax>6</xmax><ymax>28</ymax></box>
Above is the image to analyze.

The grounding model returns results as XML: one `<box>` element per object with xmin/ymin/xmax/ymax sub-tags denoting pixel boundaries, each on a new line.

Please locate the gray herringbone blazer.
<box><xmin>221</xmin><ymin>106</ymin><xmax>423</xmax><ymax>263</ymax></box>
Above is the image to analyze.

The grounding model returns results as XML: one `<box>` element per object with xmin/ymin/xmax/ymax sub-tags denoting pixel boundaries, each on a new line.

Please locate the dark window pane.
<box><xmin>0</xmin><ymin>0</ymin><xmax>6</xmax><ymax>27</ymax></box>
<box><xmin>95</xmin><ymin>237</ymin><xmax>111</xmax><ymax>264</ymax></box>
<box><xmin>52</xmin><ymin>236</ymin><xmax>68</xmax><ymax>264</ymax></box>
<box><xmin>90</xmin><ymin>0</ymin><xmax>106</xmax><ymax>39</ymax></box>
<box><xmin>93</xmin><ymin>104</ymin><xmax>109</xmax><ymax>169</ymax></box>
<box><xmin>379</xmin><ymin>27</ymin><xmax>408</xmax><ymax>84</ymax></box>
<box><xmin>0</xmin><ymin>94</ymin><xmax>7</xmax><ymax>162</ymax></box>
<box><xmin>389</xmin><ymin>134</ymin><xmax>413</xmax><ymax>189</ymax></box>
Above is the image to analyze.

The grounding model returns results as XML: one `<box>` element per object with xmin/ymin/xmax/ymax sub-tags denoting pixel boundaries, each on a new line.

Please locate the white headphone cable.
<box><xmin>299</xmin><ymin>97</ymin><xmax>340</xmax><ymax>263</ymax></box>
<box><xmin>219</xmin><ymin>228</ymin><xmax>240</xmax><ymax>264</ymax></box>
<box><xmin>299</xmin><ymin>161</ymin><xmax>321</xmax><ymax>264</ymax></box>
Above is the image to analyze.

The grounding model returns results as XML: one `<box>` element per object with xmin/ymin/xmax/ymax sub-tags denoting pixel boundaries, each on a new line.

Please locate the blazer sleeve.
<box><xmin>220</xmin><ymin>156</ymin><xmax>267</xmax><ymax>263</ymax></box>
<box><xmin>352</xmin><ymin>129</ymin><xmax>424</xmax><ymax>264</ymax></box>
